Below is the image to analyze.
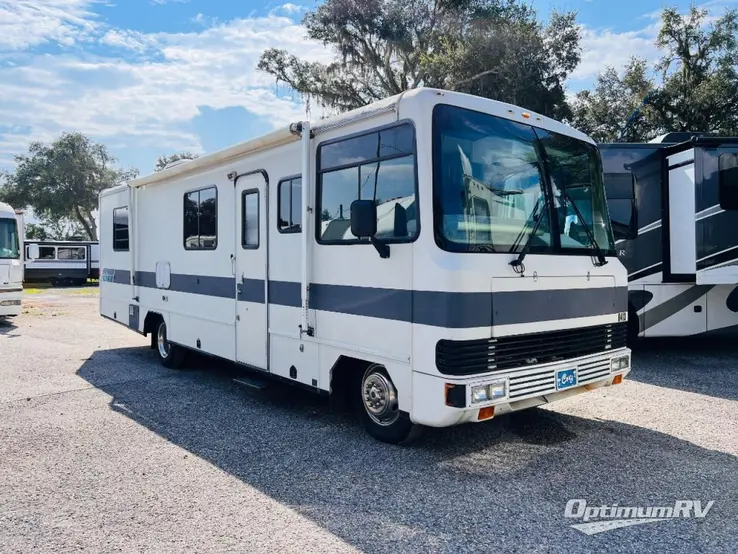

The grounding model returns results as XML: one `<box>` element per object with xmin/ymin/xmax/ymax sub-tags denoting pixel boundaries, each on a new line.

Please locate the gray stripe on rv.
<box><xmin>108</xmin><ymin>268</ymin><xmax>627</xmax><ymax>328</ymax></box>
<box><xmin>639</xmin><ymin>285</ymin><xmax>715</xmax><ymax>331</ymax></box>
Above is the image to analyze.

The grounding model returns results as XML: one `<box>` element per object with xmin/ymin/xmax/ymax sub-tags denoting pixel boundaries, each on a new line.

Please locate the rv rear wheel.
<box><xmin>156</xmin><ymin>320</ymin><xmax>187</xmax><ymax>369</ymax></box>
<box><xmin>356</xmin><ymin>364</ymin><xmax>423</xmax><ymax>445</ymax></box>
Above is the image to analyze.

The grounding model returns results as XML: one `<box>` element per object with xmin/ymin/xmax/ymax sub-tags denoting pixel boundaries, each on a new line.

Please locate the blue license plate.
<box><xmin>555</xmin><ymin>368</ymin><xmax>578</xmax><ymax>390</ymax></box>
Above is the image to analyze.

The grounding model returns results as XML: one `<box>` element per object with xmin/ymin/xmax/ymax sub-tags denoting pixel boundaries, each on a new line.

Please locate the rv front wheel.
<box><xmin>156</xmin><ymin>320</ymin><xmax>186</xmax><ymax>369</ymax></box>
<box><xmin>356</xmin><ymin>364</ymin><xmax>423</xmax><ymax>445</ymax></box>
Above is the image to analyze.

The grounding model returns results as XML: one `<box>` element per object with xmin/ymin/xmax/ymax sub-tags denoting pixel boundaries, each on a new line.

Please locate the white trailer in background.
<box><xmin>98</xmin><ymin>88</ymin><xmax>632</xmax><ymax>444</ymax></box>
<box><xmin>23</xmin><ymin>239</ymin><xmax>100</xmax><ymax>286</ymax></box>
<box><xmin>0</xmin><ymin>202</ymin><xmax>24</xmax><ymax>319</ymax></box>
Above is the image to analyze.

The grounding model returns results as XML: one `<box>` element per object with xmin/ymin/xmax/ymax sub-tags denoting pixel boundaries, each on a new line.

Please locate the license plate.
<box><xmin>555</xmin><ymin>368</ymin><xmax>578</xmax><ymax>390</ymax></box>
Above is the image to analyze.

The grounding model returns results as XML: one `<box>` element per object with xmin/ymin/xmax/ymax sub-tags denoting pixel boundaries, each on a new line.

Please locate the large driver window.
<box><xmin>316</xmin><ymin>123</ymin><xmax>418</xmax><ymax>243</ymax></box>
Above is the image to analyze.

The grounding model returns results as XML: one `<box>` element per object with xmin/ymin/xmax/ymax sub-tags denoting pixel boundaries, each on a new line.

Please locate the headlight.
<box><xmin>0</xmin><ymin>300</ymin><xmax>20</xmax><ymax>307</ymax></box>
<box><xmin>610</xmin><ymin>354</ymin><xmax>630</xmax><ymax>372</ymax></box>
<box><xmin>471</xmin><ymin>380</ymin><xmax>507</xmax><ymax>404</ymax></box>
<box><xmin>471</xmin><ymin>385</ymin><xmax>489</xmax><ymax>403</ymax></box>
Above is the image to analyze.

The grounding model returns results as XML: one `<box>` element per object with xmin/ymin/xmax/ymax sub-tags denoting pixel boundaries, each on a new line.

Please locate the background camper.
<box><xmin>601</xmin><ymin>133</ymin><xmax>738</xmax><ymax>339</ymax></box>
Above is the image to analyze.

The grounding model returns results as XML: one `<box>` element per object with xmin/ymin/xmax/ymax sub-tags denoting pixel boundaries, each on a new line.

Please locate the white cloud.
<box><xmin>0</xmin><ymin>6</ymin><xmax>333</xmax><ymax>169</ymax></box>
<box><xmin>271</xmin><ymin>3</ymin><xmax>305</xmax><ymax>16</ymax></box>
<box><xmin>0</xmin><ymin>0</ymin><xmax>99</xmax><ymax>52</ymax></box>
<box><xmin>569</xmin><ymin>21</ymin><xmax>662</xmax><ymax>86</ymax></box>
<box><xmin>569</xmin><ymin>0</ymin><xmax>735</xmax><ymax>90</ymax></box>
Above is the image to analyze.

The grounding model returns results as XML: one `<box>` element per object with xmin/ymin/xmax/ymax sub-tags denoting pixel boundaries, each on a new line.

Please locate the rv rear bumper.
<box><xmin>0</xmin><ymin>288</ymin><xmax>22</xmax><ymax>317</ymax></box>
<box><xmin>410</xmin><ymin>348</ymin><xmax>631</xmax><ymax>428</ymax></box>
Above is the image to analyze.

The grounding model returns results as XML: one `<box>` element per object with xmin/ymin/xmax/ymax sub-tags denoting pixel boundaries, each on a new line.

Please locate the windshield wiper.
<box><xmin>558</xmin><ymin>189</ymin><xmax>608</xmax><ymax>267</ymax></box>
<box><xmin>509</xmin><ymin>197</ymin><xmax>544</xmax><ymax>274</ymax></box>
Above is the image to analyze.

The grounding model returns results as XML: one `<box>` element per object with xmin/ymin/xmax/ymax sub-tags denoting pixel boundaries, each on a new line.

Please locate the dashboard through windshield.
<box><xmin>432</xmin><ymin>104</ymin><xmax>616</xmax><ymax>257</ymax></box>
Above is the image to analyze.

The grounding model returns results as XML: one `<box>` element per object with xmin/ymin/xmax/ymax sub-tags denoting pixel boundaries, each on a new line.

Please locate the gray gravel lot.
<box><xmin>1</xmin><ymin>288</ymin><xmax>737</xmax><ymax>553</ymax></box>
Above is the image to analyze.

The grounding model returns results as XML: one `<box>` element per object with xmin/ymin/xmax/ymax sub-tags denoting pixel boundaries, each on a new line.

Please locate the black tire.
<box><xmin>355</xmin><ymin>364</ymin><xmax>424</xmax><ymax>445</ymax></box>
<box><xmin>155</xmin><ymin>319</ymin><xmax>187</xmax><ymax>369</ymax></box>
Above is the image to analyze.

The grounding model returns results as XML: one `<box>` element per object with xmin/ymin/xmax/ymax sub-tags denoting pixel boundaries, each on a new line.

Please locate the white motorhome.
<box><xmin>600</xmin><ymin>133</ymin><xmax>738</xmax><ymax>339</ymax></box>
<box><xmin>99</xmin><ymin>88</ymin><xmax>632</xmax><ymax>444</ymax></box>
<box><xmin>0</xmin><ymin>202</ymin><xmax>24</xmax><ymax>319</ymax></box>
<box><xmin>24</xmin><ymin>239</ymin><xmax>99</xmax><ymax>286</ymax></box>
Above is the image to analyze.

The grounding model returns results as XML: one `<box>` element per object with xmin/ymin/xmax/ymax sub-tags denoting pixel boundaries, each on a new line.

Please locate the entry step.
<box><xmin>232</xmin><ymin>376</ymin><xmax>269</xmax><ymax>390</ymax></box>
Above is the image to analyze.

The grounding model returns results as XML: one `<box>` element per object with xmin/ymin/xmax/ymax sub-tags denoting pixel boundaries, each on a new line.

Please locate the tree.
<box><xmin>652</xmin><ymin>5</ymin><xmax>738</xmax><ymax>135</ymax></box>
<box><xmin>570</xmin><ymin>57</ymin><xmax>658</xmax><ymax>142</ymax></box>
<box><xmin>257</xmin><ymin>0</ymin><xmax>581</xmax><ymax>119</ymax></box>
<box><xmin>0</xmin><ymin>132</ymin><xmax>138</xmax><ymax>240</ymax></box>
<box><xmin>24</xmin><ymin>223</ymin><xmax>49</xmax><ymax>241</ymax></box>
<box><xmin>570</xmin><ymin>5</ymin><xmax>738</xmax><ymax>142</ymax></box>
<box><xmin>155</xmin><ymin>152</ymin><xmax>199</xmax><ymax>172</ymax></box>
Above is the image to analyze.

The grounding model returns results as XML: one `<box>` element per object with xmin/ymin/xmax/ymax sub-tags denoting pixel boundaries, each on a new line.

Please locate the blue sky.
<box><xmin>0</xmin><ymin>0</ymin><xmax>734</xmax><ymax>178</ymax></box>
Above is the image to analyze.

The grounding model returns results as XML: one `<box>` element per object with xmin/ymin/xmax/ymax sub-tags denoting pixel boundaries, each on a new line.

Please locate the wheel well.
<box><xmin>143</xmin><ymin>311</ymin><xmax>163</xmax><ymax>338</ymax></box>
<box><xmin>328</xmin><ymin>355</ymin><xmax>375</xmax><ymax>413</ymax></box>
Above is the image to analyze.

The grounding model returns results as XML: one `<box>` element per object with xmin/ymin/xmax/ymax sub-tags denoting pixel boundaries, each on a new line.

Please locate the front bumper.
<box><xmin>0</xmin><ymin>289</ymin><xmax>22</xmax><ymax>317</ymax></box>
<box><xmin>410</xmin><ymin>348</ymin><xmax>631</xmax><ymax>428</ymax></box>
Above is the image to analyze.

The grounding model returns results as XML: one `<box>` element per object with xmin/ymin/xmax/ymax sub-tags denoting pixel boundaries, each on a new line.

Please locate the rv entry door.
<box><xmin>235</xmin><ymin>172</ymin><xmax>268</xmax><ymax>371</ymax></box>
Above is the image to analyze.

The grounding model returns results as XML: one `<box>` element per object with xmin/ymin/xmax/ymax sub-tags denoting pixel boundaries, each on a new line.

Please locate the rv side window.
<box><xmin>719</xmin><ymin>153</ymin><xmax>738</xmax><ymax>210</ymax></box>
<box><xmin>317</xmin><ymin>122</ymin><xmax>418</xmax><ymax>243</ymax></box>
<box><xmin>40</xmin><ymin>246</ymin><xmax>56</xmax><ymax>259</ymax></box>
<box><xmin>184</xmin><ymin>186</ymin><xmax>218</xmax><ymax>250</ymax></box>
<box><xmin>113</xmin><ymin>206</ymin><xmax>129</xmax><ymax>251</ymax></box>
<box><xmin>242</xmin><ymin>190</ymin><xmax>259</xmax><ymax>248</ymax></box>
<box><xmin>58</xmin><ymin>247</ymin><xmax>86</xmax><ymax>260</ymax></box>
<box><xmin>277</xmin><ymin>177</ymin><xmax>302</xmax><ymax>233</ymax></box>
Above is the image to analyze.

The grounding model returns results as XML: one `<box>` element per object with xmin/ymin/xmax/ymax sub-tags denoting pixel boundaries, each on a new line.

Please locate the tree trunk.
<box><xmin>73</xmin><ymin>205</ymin><xmax>97</xmax><ymax>240</ymax></box>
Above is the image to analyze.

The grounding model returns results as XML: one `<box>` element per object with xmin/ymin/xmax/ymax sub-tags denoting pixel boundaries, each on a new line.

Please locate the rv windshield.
<box><xmin>0</xmin><ymin>217</ymin><xmax>20</xmax><ymax>259</ymax></box>
<box><xmin>432</xmin><ymin>104</ymin><xmax>616</xmax><ymax>257</ymax></box>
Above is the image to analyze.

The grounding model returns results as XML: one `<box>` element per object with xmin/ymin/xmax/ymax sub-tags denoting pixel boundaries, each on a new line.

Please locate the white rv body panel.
<box><xmin>99</xmin><ymin>88</ymin><xmax>631</xmax><ymax>436</ymax></box>
<box><xmin>666</xmin><ymin>151</ymin><xmax>696</xmax><ymax>276</ymax></box>
<box><xmin>0</xmin><ymin>202</ymin><xmax>23</xmax><ymax>318</ymax></box>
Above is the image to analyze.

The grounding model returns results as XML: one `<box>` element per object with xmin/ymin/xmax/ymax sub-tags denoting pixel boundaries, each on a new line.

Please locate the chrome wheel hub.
<box><xmin>362</xmin><ymin>371</ymin><xmax>399</xmax><ymax>426</ymax></box>
<box><xmin>157</xmin><ymin>324</ymin><xmax>170</xmax><ymax>359</ymax></box>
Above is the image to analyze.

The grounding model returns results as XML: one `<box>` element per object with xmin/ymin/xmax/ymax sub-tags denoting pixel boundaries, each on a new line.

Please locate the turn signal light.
<box><xmin>478</xmin><ymin>406</ymin><xmax>495</xmax><ymax>420</ymax></box>
<box><xmin>612</xmin><ymin>374</ymin><xmax>623</xmax><ymax>385</ymax></box>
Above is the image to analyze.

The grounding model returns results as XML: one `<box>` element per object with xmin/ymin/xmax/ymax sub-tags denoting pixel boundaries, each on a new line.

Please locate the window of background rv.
<box><xmin>39</xmin><ymin>246</ymin><xmax>55</xmax><ymax>259</ymax></box>
<box><xmin>278</xmin><ymin>176</ymin><xmax>301</xmax><ymax>233</ymax></box>
<box><xmin>25</xmin><ymin>245</ymin><xmax>55</xmax><ymax>260</ymax></box>
<box><xmin>242</xmin><ymin>190</ymin><xmax>259</xmax><ymax>248</ymax></box>
<box><xmin>432</xmin><ymin>104</ymin><xmax>552</xmax><ymax>253</ymax></box>
<box><xmin>113</xmin><ymin>206</ymin><xmax>129</xmax><ymax>251</ymax></box>
<box><xmin>57</xmin><ymin>247</ymin><xmax>86</xmax><ymax>260</ymax></box>
<box><xmin>183</xmin><ymin>186</ymin><xmax>217</xmax><ymax>249</ymax></box>
<box><xmin>316</xmin><ymin>122</ymin><xmax>418</xmax><ymax>243</ymax></box>
<box><xmin>718</xmin><ymin>153</ymin><xmax>738</xmax><ymax>210</ymax></box>
<box><xmin>603</xmin><ymin>172</ymin><xmax>637</xmax><ymax>240</ymax></box>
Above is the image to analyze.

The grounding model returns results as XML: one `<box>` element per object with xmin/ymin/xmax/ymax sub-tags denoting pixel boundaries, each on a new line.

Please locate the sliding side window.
<box><xmin>113</xmin><ymin>206</ymin><xmax>129</xmax><ymax>251</ymax></box>
<box><xmin>184</xmin><ymin>186</ymin><xmax>218</xmax><ymax>250</ymax></box>
<box><xmin>277</xmin><ymin>176</ymin><xmax>302</xmax><ymax>233</ymax></box>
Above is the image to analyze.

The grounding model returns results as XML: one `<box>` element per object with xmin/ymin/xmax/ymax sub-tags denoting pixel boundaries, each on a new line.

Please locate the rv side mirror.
<box><xmin>350</xmin><ymin>199</ymin><xmax>389</xmax><ymax>259</ymax></box>
<box><xmin>350</xmin><ymin>199</ymin><xmax>377</xmax><ymax>238</ymax></box>
<box><xmin>28</xmin><ymin>243</ymin><xmax>39</xmax><ymax>260</ymax></box>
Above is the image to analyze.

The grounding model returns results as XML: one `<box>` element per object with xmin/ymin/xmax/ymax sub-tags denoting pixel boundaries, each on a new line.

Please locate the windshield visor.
<box><xmin>0</xmin><ymin>218</ymin><xmax>20</xmax><ymax>259</ymax></box>
<box><xmin>432</xmin><ymin>104</ymin><xmax>616</xmax><ymax>256</ymax></box>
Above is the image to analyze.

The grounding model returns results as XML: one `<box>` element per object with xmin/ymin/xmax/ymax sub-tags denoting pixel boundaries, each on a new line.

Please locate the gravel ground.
<box><xmin>1</xmin><ymin>288</ymin><xmax>737</xmax><ymax>553</ymax></box>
